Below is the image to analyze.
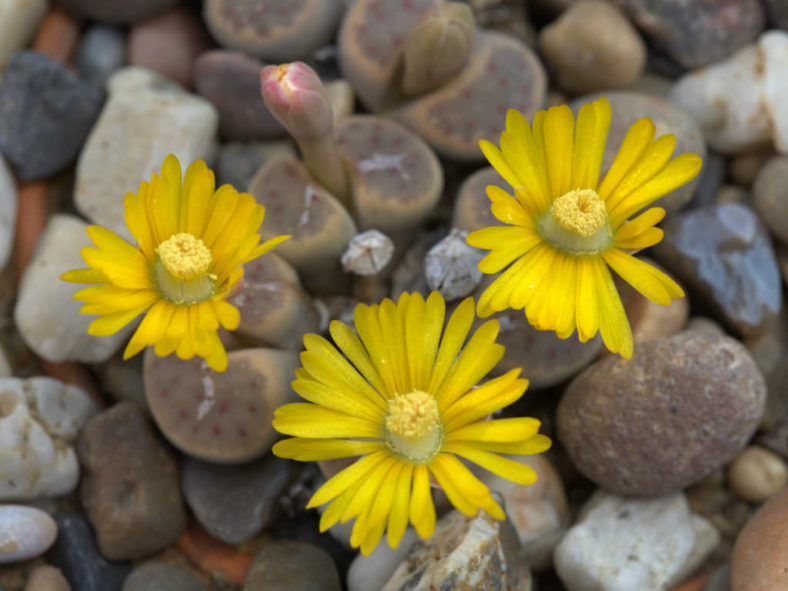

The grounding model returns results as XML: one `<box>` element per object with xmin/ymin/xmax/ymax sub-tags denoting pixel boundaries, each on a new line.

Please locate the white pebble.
<box><xmin>0</xmin><ymin>505</ymin><xmax>57</xmax><ymax>563</ymax></box>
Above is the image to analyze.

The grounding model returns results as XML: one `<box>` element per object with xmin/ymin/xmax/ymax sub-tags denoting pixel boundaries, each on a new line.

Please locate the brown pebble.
<box><xmin>25</xmin><ymin>565</ymin><xmax>70</xmax><ymax>591</ymax></box>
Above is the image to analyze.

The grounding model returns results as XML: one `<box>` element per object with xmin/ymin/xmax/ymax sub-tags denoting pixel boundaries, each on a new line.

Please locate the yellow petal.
<box><xmin>603</xmin><ymin>249</ymin><xmax>684</xmax><ymax>303</ymax></box>
<box><xmin>273</xmin><ymin>438</ymin><xmax>383</xmax><ymax>462</ymax></box>
<box><xmin>444</xmin><ymin>370</ymin><xmax>527</xmax><ymax>429</ymax></box>
<box><xmin>427</xmin><ymin>297</ymin><xmax>474</xmax><ymax>393</ymax></box>
<box><xmin>502</xmin><ymin>108</ymin><xmax>551</xmax><ymax>212</ymax></box>
<box><xmin>387</xmin><ymin>464</ymin><xmax>414</xmax><ymax>549</ymax></box>
<box><xmin>597</xmin><ymin>117</ymin><xmax>655</xmax><ymax>200</ymax></box>
<box><xmin>430</xmin><ymin>453</ymin><xmax>504</xmax><ymax>520</ymax></box>
<box><xmin>341</xmin><ymin>456</ymin><xmax>399</xmax><ymax>523</ymax></box>
<box><xmin>292</xmin><ymin>378</ymin><xmax>382</xmax><ymax>421</ymax></box>
<box><xmin>472</xmin><ymin>433</ymin><xmax>552</xmax><ymax>455</ymax></box>
<box><xmin>180</xmin><ymin>160</ymin><xmax>214</xmax><ymax>236</ymax></box>
<box><xmin>87</xmin><ymin>308</ymin><xmax>144</xmax><ymax>336</ymax></box>
<box><xmin>590</xmin><ymin>258</ymin><xmax>633</xmax><ymax>358</ymax></box>
<box><xmin>575</xmin><ymin>256</ymin><xmax>600</xmax><ymax>342</ymax></box>
<box><xmin>272</xmin><ymin>402</ymin><xmax>380</xmax><ymax>439</ymax></box>
<box><xmin>308</xmin><ymin>450</ymin><xmax>389</xmax><ymax>508</ymax></box>
<box><xmin>572</xmin><ymin>97</ymin><xmax>611</xmax><ymax>190</ymax></box>
<box><xmin>605</xmin><ymin>134</ymin><xmax>676</xmax><ymax>213</ymax></box>
<box><xmin>329</xmin><ymin>319</ymin><xmax>387</xmax><ymax>395</ymax></box>
<box><xmin>213</xmin><ymin>300</ymin><xmax>241</xmax><ymax>330</ymax></box>
<box><xmin>61</xmin><ymin>268</ymin><xmax>106</xmax><ymax>284</ymax></box>
<box><xmin>123</xmin><ymin>300</ymin><xmax>175</xmax><ymax>359</ymax></box>
<box><xmin>479</xmin><ymin>139</ymin><xmax>521</xmax><ymax>190</ymax></box>
<box><xmin>542</xmin><ymin>104</ymin><xmax>575</xmax><ymax>199</ymax></box>
<box><xmin>614</xmin><ymin>207</ymin><xmax>665</xmax><ymax>243</ymax></box>
<box><xmin>409</xmin><ymin>464</ymin><xmax>436</xmax><ymax>539</ymax></box>
<box><xmin>448</xmin><ymin>416</ymin><xmax>542</xmax><ymax>443</ymax></box>
<box><xmin>444</xmin><ymin>443</ymin><xmax>539</xmax><ymax>485</ymax></box>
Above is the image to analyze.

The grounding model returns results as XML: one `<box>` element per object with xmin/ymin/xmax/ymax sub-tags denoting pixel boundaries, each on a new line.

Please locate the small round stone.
<box><xmin>0</xmin><ymin>505</ymin><xmax>57</xmax><ymax>563</ymax></box>
<box><xmin>558</xmin><ymin>331</ymin><xmax>766</xmax><ymax>496</ymax></box>
<box><xmin>25</xmin><ymin>565</ymin><xmax>71</xmax><ymax>591</ymax></box>
<box><xmin>753</xmin><ymin>156</ymin><xmax>788</xmax><ymax>244</ymax></box>
<box><xmin>58</xmin><ymin>0</ymin><xmax>178</xmax><ymax>24</ymax></box>
<box><xmin>243</xmin><ymin>541</ymin><xmax>341</xmax><ymax>591</ymax></box>
<box><xmin>121</xmin><ymin>561</ymin><xmax>209</xmax><ymax>591</ymax></box>
<box><xmin>727</xmin><ymin>445</ymin><xmax>788</xmax><ymax>503</ymax></box>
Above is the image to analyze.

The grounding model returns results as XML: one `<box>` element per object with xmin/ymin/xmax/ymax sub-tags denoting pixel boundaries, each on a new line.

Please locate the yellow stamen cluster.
<box><xmin>386</xmin><ymin>391</ymin><xmax>439</xmax><ymax>439</ymax></box>
<box><xmin>551</xmin><ymin>189</ymin><xmax>607</xmax><ymax>237</ymax></box>
<box><xmin>156</xmin><ymin>233</ymin><xmax>212</xmax><ymax>280</ymax></box>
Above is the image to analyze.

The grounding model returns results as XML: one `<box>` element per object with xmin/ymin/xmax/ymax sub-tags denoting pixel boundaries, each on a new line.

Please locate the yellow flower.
<box><xmin>272</xmin><ymin>291</ymin><xmax>551</xmax><ymax>556</ymax></box>
<box><xmin>61</xmin><ymin>155</ymin><xmax>289</xmax><ymax>372</ymax></box>
<box><xmin>468</xmin><ymin>97</ymin><xmax>702</xmax><ymax>358</ymax></box>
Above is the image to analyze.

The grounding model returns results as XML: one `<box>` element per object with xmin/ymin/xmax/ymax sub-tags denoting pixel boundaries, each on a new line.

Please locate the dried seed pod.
<box><xmin>424</xmin><ymin>229</ymin><xmax>483</xmax><ymax>301</ymax></box>
<box><xmin>341</xmin><ymin>229</ymin><xmax>395</xmax><ymax>276</ymax></box>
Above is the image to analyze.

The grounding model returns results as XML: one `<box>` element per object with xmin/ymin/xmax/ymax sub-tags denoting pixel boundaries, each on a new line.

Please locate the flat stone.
<box><xmin>244</xmin><ymin>540</ymin><xmax>341</xmax><ymax>591</ymax></box>
<box><xmin>24</xmin><ymin>565</ymin><xmax>71</xmax><ymax>591</ymax></box>
<box><xmin>48</xmin><ymin>512</ymin><xmax>132</xmax><ymax>591</ymax></box>
<box><xmin>0</xmin><ymin>51</ymin><xmax>104</xmax><ymax>180</ymax></box>
<box><xmin>571</xmin><ymin>91</ymin><xmax>706</xmax><ymax>213</ymax></box>
<box><xmin>654</xmin><ymin>203</ymin><xmax>782</xmax><ymax>336</ymax></box>
<box><xmin>558</xmin><ymin>331</ymin><xmax>766</xmax><ymax>496</ymax></box>
<box><xmin>616</xmin><ymin>0</ymin><xmax>764</xmax><ymax>69</ymax></box>
<box><xmin>195</xmin><ymin>51</ymin><xmax>285</xmax><ymax>140</ymax></box>
<box><xmin>382</xmin><ymin>498</ymin><xmax>532</xmax><ymax>590</ymax></box>
<box><xmin>79</xmin><ymin>402</ymin><xmax>187</xmax><ymax>560</ymax></box>
<box><xmin>14</xmin><ymin>214</ymin><xmax>133</xmax><ymax>362</ymax></box>
<box><xmin>0</xmin><ymin>376</ymin><xmax>97</xmax><ymax>500</ymax></box>
<box><xmin>121</xmin><ymin>562</ymin><xmax>209</xmax><ymax>591</ymax></box>
<box><xmin>555</xmin><ymin>491</ymin><xmax>719</xmax><ymax>591</ymax></box>
<box><xmin>0</xmin><ymin>0</ymin><xmax>47</xmax><ymax>70</ymax></box>
<box><xmin>75</xmin><ymin>66</ymin><xmax>218</xmax><ymax>242</ymax></box>
<box><xmin>181</xmin><ymin>454</ymin><xmax>290</xmax><ymax>544</ymax></box>
<box><xmin>753</xmin><ymin>155</ymin><xmax>788</xmax><ymax>243</ymax></box>
<box><xmin>74</xmin><ymin>26</ymin><xmax>127</xmax><ymax>89</ymax></box>
<box><xmin>0</xmin><ymin>155</ymin><xmax>17</xmax><ymax>270</ymax></box>
<box><xmin>58</xmin><ymin>0</ymin><xmax>178</xmax><ymax>24</ymax></box>
<box><xmin>0</xmin><ymin>505</ymin><xmax>57</xmax><ymax>563</ymax></box>
<box><xmin>143</xmin><ymin>347</ymin><xmax>298</xmax><ymax>463</ymax></box>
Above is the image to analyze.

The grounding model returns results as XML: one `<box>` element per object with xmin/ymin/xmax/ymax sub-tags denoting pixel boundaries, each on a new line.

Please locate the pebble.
<box><xmin>554</xmin><ymin>490</ymin><xmax>719</xmax><ymax>591</ymax></box>
<box><xmin>715</xmin><ymin>184</ymin><xmax>749</xmax><ymax>206</ymax></box>
<box><xmin>347</xmin><ymin>530</ymin><xmax>420</xmax><ymax>591</ymax></box>
<box><xmin>0</xmin><ymin>51</ymin><xmax>104</xmax><ymax>181</ymax></box>
<box><xmin>731</xmin><ymin>487</ymin><xmax>788</xmax><ymax>591</ymax></box>
<box><xmin>25</xmin><ymin>565</ymin><xmax>71</xmax><ymax>591</ymax></box>
<box><xmin>452</xmin><ymin>167</ymin><xmax>506</xmax><ymax>233</ymax></box>
<box><xmin>128</xmin><ymin>7</ymin><xmax>213</xmax><ymax>88</ymax></box>
<box><xmin>244</xmin><ymin>540</ymin><xmax>342</xmax><ymax>591</ymax></box>
<box><xmin>0</xmin><ymin>505</ymin><xmax>57</xmax><ymax>563</ymax></box>
<box><xmin>557</xmin><ymin>331</ymin><xmax>766</xmax><ymax>496</ymax></box>
<box><xmin>690</xmin><ymin>151</ymin><xmax>726</xmax><ymax>209</ymax></box>
<box><xmin>764</xmin><ymin>0</ymin><xmax>788</xmax><ymax>29</ymax></box>
<box><xmin>231</xmin><ymin>252</ymin><xmax>320</xmax><ymax>350</ymax></box>
<box><xmin>203</xmin><ymin>0</ymin><xmax>343</xmax><ymax>62</ymax></box>
<box><xmin>729</xmin><ymin>149</ymin><xmax>774</xmax><ymax>188</ymax></box>
<box><xmin>481</xmin><ymin>455</ymin><xmax>569</xmax><ymax>571</ymax></box>
<box><xmin>96</xmin><ymin>352</ymin><xmax>146</xmax><ymax>406</ymax></box>
<box><xmin>490</xmin><ymin>305</ymin><xmax>602</xmax><ymax>389</ymax></box>
<box><xmin>0</xmin><ymin>376</ymin><xmax>97</xmax><ymax>500</ymax></box>
<box><xmin>571</xmin><ymin>91</ymin><xmax>705</xmax><ymax>213</ymax></box>
<box><xmin>539</xmin><ymin>1</ymin><xmax>645</xmax><ymax>95</ymax></box>
<box><xmin>121</xmin><ymin>562</ymin><xmax>209</xmax><ymax>591</ymax></box>
<box><xmin>74</xmin><ymin>25</ymin><xmax>127</xmax><ymax>89</ymax></box>
<box><xmin>0</xmin><ymin>0</ymin><xmax>47</xmax><ymax>69</ymax></box>
<box><xmin>143</xmin><ymin>347</ymin><xmax>298</xmax><ymax>463</ymax></box>
<box><xmin>58</xmin><ymin>0</ymin><xmax>178</xmax><ymax>24</ymax></box>
<box><xmin>727</xmin><ymin>445</ymin><xmax>788</xmax><ymax>503</ymax></box>
<box><xmin>670</xmin><ymin>31</ymin><xmax>788</xmax><ymax>155</ymax></box>
<box><xmin>217</xmin><ymin>140</ymin><xmax>294</xmax><ymax>189</ymax></box>
<box><xmin>654</xmin><ymin>203</ymin><xmax>782</xmax><ymax>336</ymax></box>
<box><xmin>0</xmin><ymin>155</ymin><xmax>17</xmax><ymax>270</ymax></box>
<box><xmin>617</xmin><ymin>0</ymin><xmax>764</xmax><ymax>69</ymax></box>
<box><xmin>79</xmin><ymin>402</ymin><xmax>187</xmax><ymax>560</ymax></box>
<box><xmin>194</xmin><ymin>51</ymin><xmax>285</xmax><ymax>140</ymax></box>
<box><xmin>48</xmin><ymin>513</ymin><xmax>132</xmax><ymax>591</ymax></box>
<box><xmin>745</xmin><ymin>306</ymin><xmax>788</xmax><ymax>430</ymax></box>
<box><xmin>382</xmin><ymin>496</ymin><xmax>532</xmax><ymax>590</ymax></box>
<box><xmin>14</xmin><ymin>215</ymin><xmax>133</xmax><ymax>362</ymax></box>
<box><xmin>181</xmin><ymin>454</ymin><xmax>289</xmax><ymax>545</ymax></box>
<box><xmin>424</xmin><ymin>229</ymin><xmax>483</xmax><ymax>301</ymax></box>
<box><xmin>753</xmin><ymin>156</ymin><xmax>788</xmax><ymax>243</ymax></box>
<box><xmin>74</xmin><ymin>67</ymin><xmax>218</xmax><ymax>242</ymax></box>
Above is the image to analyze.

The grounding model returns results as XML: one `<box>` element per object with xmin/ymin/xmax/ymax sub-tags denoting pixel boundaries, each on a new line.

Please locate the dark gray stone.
<box><xmin>121</xmin><ymin>562</ymin><xmax>208</xmax><ymax>591</ymax></box>
<box><xmin>217</xmin><ymin>141</ymin><xmax>293</xmax><ymax>191</ymax></box>
<box><xmin>182</xmin><ymin>454</ymin><xmax>290</xmax><ymax>544</ymax></box>
<box><xmin>764</xmin><ymin>0</ymin><xmax>788</xmax><ymax>30</ymax></box>
<box><xmin>558</xmin><ymin>331</ymin><xmax>766</xmax><ymax>496</ymax></box>
<box><xmin>47</xmin><ymin>512</ymin><xmax>132</xmax><ymax>591</ymax></box>
<box><xmin>244</xmin><ymin>541</ymin><xmax>341</xmax><ymax>591</ymax></box>
<box><xmin>654</xmin><ymin>203</ymin><xmax>782</xmax><ymax>336</ymax></box>
<box><xmin>0</xmin><ymin>51</ymin><xmax>104</xmax><ymax>180</ymax></box>
<box><xmin>74</xmin><ymin>26</ymin><xmax>127</xmax><ymax>89</ymax></box>
<box><xmin>58</xmin><ymin>0</ymin><xmax>178</xmax><ymax>24</ymax></box>
<box><xmin>614</xmin><ymin>0</ymin><xmax>765</xmax><ymax>69</ymax></box>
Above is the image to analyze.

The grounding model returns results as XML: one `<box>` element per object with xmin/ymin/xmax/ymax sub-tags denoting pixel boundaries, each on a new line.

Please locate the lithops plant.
<box><xmin>452</xmin><ymin>166</ymin><xmax>507</xmax><ymax>233</ymax></box>
<box><xmin>255</xmin><ymin>61</ymin><xmax>443</xmax><ymax>291</ymax></box>
<box><xmin>230</xmin><ymin>252</ymin><xmax>320</xmax><ymax>351</ymax></box>
<box><xmin>339</xmin><ymin>0</ymin><xmax>546</xmax><ymax>160</ymax></box>
<box><xmin>203</xmin><ymin>0</ymin><xmax>343</xmax><ymax>62</ymax></box>
<box><xmin>143</xmin><ymin>348</ymin><xmax>298</xmax><ymax>464</ymax></box>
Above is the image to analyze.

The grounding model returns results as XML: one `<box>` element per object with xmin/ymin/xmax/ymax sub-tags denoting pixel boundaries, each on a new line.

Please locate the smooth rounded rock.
<box><xmin>25</xmin><ymin>565</ymin><xmax>71</xmax><ymax>591</ymax></box>
<box><xmin>347</xmin><ymin>529</ymin><xmax>420</xmax><ymax>591</ymax></box>
<box><xmin>181</xmin><ymin>454</ymin><xmax>290</xmax><ymax>544</ymax></box>
<box><xmin>121</xmin><ymin>562</ymin><xmax>209</xmax><ymax>591</ymax></box>
<box><xmin>654</xmin><ymin>203</ymin><xmax>782</xmax><ymax>336</ymax></box>
<box><xmin>558</xmin><ymin>331</ymin><xmax>766</xmax><ymax>496</ymax></box>
<box><xmin>571</xmin><ymin>91</ymin><xmax>705</xmax><ymax>213</ymax></box>
<box><xmin>0</xmin><ymin>0</ymin><xmax>47</xmax><ymax>70</ymax></box>
<box><xmin>0</xmin><ymin>376</ymin><xmax>97</xmax><ymax>500</ymax></box>
<box><xmin>0</xmin><ymin>51</ymin><xmax>104</xmax><ymax>180</ymax></box>
<box><xmin>194</xmin><ymin>51</ymin><xmax>285</xmax><ymax>140</ymax></box>
<box><xmin>74</xmin><ymin>26</ymin><xmax>127</xmax><ymax>89</ymax></box>
<box><xmin>79</xmin><ymin>402</ymin><xmax>186</xmax><ymax>561</ymax></box>
<box><xmin>452</xmin><ymin>167</ymin><xmax>506</xmax><ymax>233</ymax></box>
<box><xmin>204</xmin><ymin>0</ymin><xmax>343</xmax><ymax>62</ymax></box>
<box><xmin>539</xmin><ymin>1</ymin><xmax>646</xmax><ymax>95</ymax></box>
<box><xmin>58</xmin><ymin>0</ymin><xmax>178</xmax><ymax>24</ymax></box>
<box><xmin>244</xmin><ymin>540</ymin><xmax>341</xmax><ymax>591</ymax></box>
<box><xmin>753</xmin><ymin>155</ymin><xmax>788</xmax><ymax>243</ymax></box>
<box><xmin>727</xmin><ymin>445</ymin><xmax>788</xmax><ymax>503</ymax></box>
<box><xmin>143</xmin><ymin>347</ymin><xmax>298</xmax><ymax>463</ymax></box>
<box><xmin>731</xmin><ymin>487</ymin><xmax>788</xmax><ymax>591</ymax></box>
<box><xmin>0</xmin><ymin>505</ymin><xmax>57</xmax><ymax>563</ymax></box>
<box><xmin>14</xmin><ymin>215</ymin><xmax>133</xmax><ymax>362</ymax></box>
<box><xmin>0</xmin><ymin>155</ymin><xmax>17</xmax><ymax>270</ymax></box>
<box><xmin>129</xmin><ymin>7</ymin><xmax>213</xmax><ymax>88</ymax></box>
<box><xmin>616</xmin><ymin>0</ymin><xmax>764</xmax><ymax>69</ymax></box>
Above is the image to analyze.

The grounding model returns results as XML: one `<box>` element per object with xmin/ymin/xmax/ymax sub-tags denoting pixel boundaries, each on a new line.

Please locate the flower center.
<box><xmin>385</xmin><ymin>390</ymin><xmax>442</xmax><ymax>463</ymax></box>
<box><xmin>154</xmin><ymin>233</ymin><xmax>216</xmax><ymax>304</ymax></box>
<box><xmin>539</xmin><ymin>189</ymin><xmax>613</xmax><ymax>255</ymax></box>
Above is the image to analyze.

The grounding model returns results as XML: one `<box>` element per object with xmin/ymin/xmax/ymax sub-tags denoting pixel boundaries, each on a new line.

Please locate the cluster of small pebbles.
<box><xmin>0</xmin><ymin>0</ymin><xmax>786</xmax><ymax>590</ymax></box>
